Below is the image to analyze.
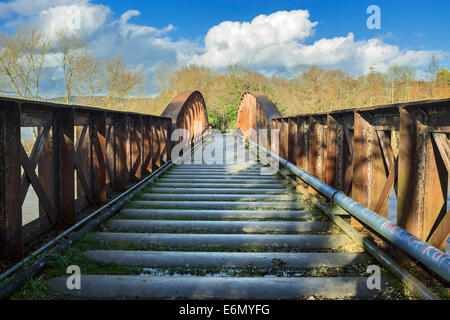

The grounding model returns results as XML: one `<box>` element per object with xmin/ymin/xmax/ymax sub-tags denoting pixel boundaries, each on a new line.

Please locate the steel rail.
<box><xmin>234</xmin><ymin>132</ymin><xmax>450</xmax><ymax>283</ymax></box>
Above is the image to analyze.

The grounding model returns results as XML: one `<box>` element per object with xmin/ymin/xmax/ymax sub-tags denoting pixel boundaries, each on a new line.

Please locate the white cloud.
<box><xmin>34</xmin><ymin>3</ymin><xmax>111</xmax><ymax>38</ymax></box>
<box><xmin>118</xmin><ymin>10</ymin><xmax>174</xmax><ymax>39</ymax></box>
<box><xmin>190</xmin><ymin>10</ymin><xmax>317</xmax><ymax>68</ymax></box>
<box><xmin>83</xmin><ymin>8</ymin><xmax>197</xmax><ymax>72</ymax></box>
<box><xmin>0</xmin><ymin>0</ymin><xmax>189</xmax><ymax>65</ymax></box>
<box><xmin>0</xmin><ymin>0</ymin><xmax>85</xmax><ymax>18</ymax></box>
<box><xmin>0</xmin><ymin>1</ymin><xmax>176</xmax><ymax>43</ymax></box>
<box><xmin>190</xmin><ymin>9</ymin><xmax>444</xmax><ymax>75</ymax></box>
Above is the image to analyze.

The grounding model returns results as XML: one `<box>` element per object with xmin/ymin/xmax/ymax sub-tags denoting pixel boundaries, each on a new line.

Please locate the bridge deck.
<box><xmin>44</xmin><ymin>134</ymin><xmax>387</xmax><ymax>300</ymax></box>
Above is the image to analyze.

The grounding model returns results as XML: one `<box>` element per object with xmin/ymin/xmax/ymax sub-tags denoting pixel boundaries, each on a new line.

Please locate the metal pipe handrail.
<box><xmin>234</xmin><ymin>132</ymin><xmax>450</xmax><ymax>282</ymax></box>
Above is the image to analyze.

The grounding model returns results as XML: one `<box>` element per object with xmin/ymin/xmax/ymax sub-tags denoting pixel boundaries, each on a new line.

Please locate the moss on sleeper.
<box><xmin>10</xmin><ymin>233</ymin><xmax>145</xmax><ymax>300</ymax></box>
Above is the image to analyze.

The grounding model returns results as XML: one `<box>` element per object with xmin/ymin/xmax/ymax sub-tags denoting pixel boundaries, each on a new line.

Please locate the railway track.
<box><xmin>42</xmin><ymin>135</ymin><xmax>392</xmax><ymax>300</ymax></box>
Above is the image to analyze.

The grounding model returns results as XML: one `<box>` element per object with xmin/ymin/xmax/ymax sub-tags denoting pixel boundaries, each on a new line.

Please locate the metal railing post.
<box><xmin>0</xmin><ymin>101</ymin><xmax>22</xmax><ymax>260</ymax></box>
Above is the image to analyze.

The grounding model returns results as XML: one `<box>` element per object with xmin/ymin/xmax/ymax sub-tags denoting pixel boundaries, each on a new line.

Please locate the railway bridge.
<box><xmin>0</xmin><ymin>91</ymin><xmax>448</xmax><ymax>299</ymax></box>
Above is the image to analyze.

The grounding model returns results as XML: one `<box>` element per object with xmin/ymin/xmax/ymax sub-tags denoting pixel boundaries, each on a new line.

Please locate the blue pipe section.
<box><xmin>236</xmin><ymin>133</ymin><xmax>450</xmax><ymax>282</ymax></box>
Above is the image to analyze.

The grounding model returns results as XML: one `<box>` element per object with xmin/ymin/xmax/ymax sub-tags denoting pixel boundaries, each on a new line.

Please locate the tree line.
<box><xmin>147</xmin><ymin>62</ymin><xmax>449</xmax><ymax>131</ymax></box>
<box><xmin>0</xmin><ymin>28</ymin><xmax>449</xmax><ymax>132</ymax></box>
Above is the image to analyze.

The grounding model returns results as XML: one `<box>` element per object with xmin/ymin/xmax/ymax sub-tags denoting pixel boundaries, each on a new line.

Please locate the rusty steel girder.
<box><xmin>161</xmin><ymin>91</ymin><xmax>209</xmax><ymax>147</ymax></box>
<box><xmin>235</xmin><ymin>91</ymin><xmax>281</xmax><ymax>142</ymax></box>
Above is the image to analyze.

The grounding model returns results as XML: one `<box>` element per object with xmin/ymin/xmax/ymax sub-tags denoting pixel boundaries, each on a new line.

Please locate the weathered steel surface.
<box><xmin>286</xmin><ymin>119</ymin><xmax>295</xmax><ymax>162</ymax></box>
<box><xmin>151</xmin><ymin>118</ymin><xmax>161</xmax><ymax>169</ymax></box>
<box><xmin>161</xmin><ymin>90</ymin><xmax>208</xmax><ymax>146</ymax></box>
<box><xmin>114</xmin><ymin>114</ymin><xmax>128</xmax><ymax>191</ymax></box>
<box><xmin>351</xmin><ymin>112</ymin><xmax>389</xmax><ymax>226</ymax></box>
<box><xmin>295</xmin><ymin>117</ymin><xmax>309</xmax><ymax>172</ymax></box>
<box><xmin>270</xmin><ymin>119</ymin><xmax>281</xmax><ymax>156</ymax></box>
<box><xmin>141</xmin><ymin>117</ymin><xmax>152</xmax><ymax>175</ymax></box>
<box><xmin>397</xmin><ymin>106</ymin><xmax>448</xmax><ymax>248</ymax></box>
<box><xmin>91</xmin><ymin>112</ymin><xmax>106</xmax><ymax>205</ymax></box>
<box><xmin>235</xmin><ymin>91</ymin><xmax>281</xmax><ymax>141</ymax></box>
<box><xmin>308</xmin><ymin>115</ymin><xmax>326</xmax><ymax>183</ymax></box>
<box><xmin>55</xmin><ymin>109</ymin><xmax>76</xmax><ymax>225</ymax></box>
<box><xmin>326</xmin><ymin>115</ymin><xmax>338</xmax><ymax>188</ymax></box>
<box><xmin>280</xmin><ymin>118</ymin><xmax>289</xmax><ymax>160</ymax></box>
<box><xmin>0</xmin><ymin>101</ymin><xmax>22</xmax><ymax>260</ymax></box>
<box><xmin>130</xmin><ymin>116</ymin><xmax>142</xmax><ymax>181</ymax></box>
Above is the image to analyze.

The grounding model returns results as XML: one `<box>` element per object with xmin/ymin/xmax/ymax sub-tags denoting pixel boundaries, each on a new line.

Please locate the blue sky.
<box><xmin>106</xmin><ymin>0</ymin><xmax>450</xmax><ymax>52</ymax></box>
<box><xmin>0</xmin><ymin>0</ymin><xmax>448</xmax><ymax>96</ymax></box>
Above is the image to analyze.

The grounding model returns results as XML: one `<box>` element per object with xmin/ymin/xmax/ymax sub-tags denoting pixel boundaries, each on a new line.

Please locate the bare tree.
<box><xmin>387</xmin><ymin>64</ymin><xmax>403</xmax><ymax>103</ymax></box>
<box><xmin>0</xmin><ymin>28</ymin><xmax>52</xmax><ymax>139</ymax></box>
<box><xmin>0</xmin><ymin>28</ymin><xmax>52</xmax><ymax>100</ymax></box>
<box><xmin>100</xmin><ymin>56</ymin><xmax>145</xmax><ymax>109</ymax></box>
<box><xmin>154</xmin><ymin>64</ymin><xmax>176</xmax><ymax>92</ymax></box>
<box><xmin>365</xmin><ymin>67</ymin><xmax>385</xmax><ymax>106</ymax></box>
<box><xmin>427</xmin><ymin>54</ymin><xmax>440</xmax><ymax>98</ymax></box>
<box><xmin>53</xmin><ymin>29</ymin><xmax>86</xmax><ymax>104</ymax></box>
<box><xmin>400</xmin><ymin>64</ymin><xmax>415</xmax><ymax>102</ymax></box>
<box><xmin>74</xmin><ymin>53</ymin><xmax>104</xmax><ymax>106</ymax></box>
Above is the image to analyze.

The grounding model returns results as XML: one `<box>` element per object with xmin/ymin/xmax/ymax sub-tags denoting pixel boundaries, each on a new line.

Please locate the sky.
<box><xmin>0</xmin><ymin>0</ymin><xmax>449</xmax><ymax>96</ymax></box>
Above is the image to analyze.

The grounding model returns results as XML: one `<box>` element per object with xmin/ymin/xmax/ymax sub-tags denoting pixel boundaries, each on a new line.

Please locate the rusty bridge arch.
<box><xmin>161</xmin><ymin>90</ymin><xmax>209</xmax><ymax>145</ymax></box>
<box><xmin>234</xmin><ymin>91</ymin><xmax>281</xmax><ymax>141</ymax></box>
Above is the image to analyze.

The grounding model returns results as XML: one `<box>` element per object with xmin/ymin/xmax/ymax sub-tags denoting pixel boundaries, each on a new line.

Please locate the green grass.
<box><xmin>138</xmin><ymin>263</ymin><xmax>379</xmax><ymax>279</ymax></box>
<box><xmin>124</xmin><ymin>203</ymin><xmax>315</xmax><ymax>211</ymax></box>
<box><xmin>431</xmin><ymin>285</ymin><xmax>449</xmax><ymax>299</ymax></box>
<box><xmin>136</xmin><ymin>197</ymin><xmax>303</xmax><ymax>202</ymax></box>
<box><xmin>10</xmin><ymin>275</ymin><xmax>55</xmax><ymax>300</ymax></box>
<box><xmin>114</xmin><ymin>213</ymin><xmax>317</xmax><ymax>222</ymax></box>
<box><xmin>379</xmin><ymin>268</ymin><xmax>417</xmax><ymax>299</ymax></box>
<box><xmin>69</xmin><ymin>237</ymin><xmax>347</xmax><ymax>253</ymax></box>
<box><xmin>78</xmin><ymin>239</ymin><xmax>271</xmax><ymax>252</ymax></box>
<box><xmin>145</xmin><ymin>265</ymin><xmax>279</xmax><ymax>277</ymax></box>
<box><xmin>10</xmin><ymin>233</ymin><xmax>146</xmax><ymax>300</ymax></box>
